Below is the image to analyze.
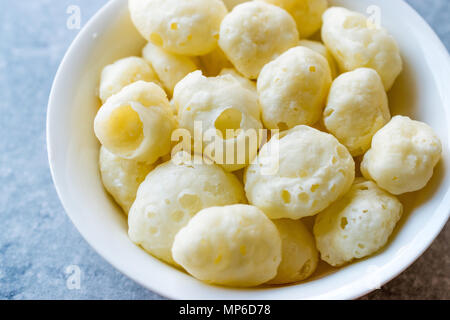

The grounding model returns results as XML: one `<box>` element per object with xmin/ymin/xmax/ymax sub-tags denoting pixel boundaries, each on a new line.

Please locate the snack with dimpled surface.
<box><xmin>172</xmin><ymin>204</ymin><xmax>282</xmax><ymax>287</ymax></box>
<box><xmin>314</xmin><ymin>179</ymin><xmax>403</xmax><ymax>266</ymax></box>
<box><xmin>129</xmin><ymin>157</ymin><xmax>246</xmax><ymax>265</ymax></box>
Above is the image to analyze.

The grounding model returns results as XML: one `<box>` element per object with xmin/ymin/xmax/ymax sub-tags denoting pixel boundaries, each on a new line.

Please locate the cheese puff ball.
<box><xmin>222</xmin><ymin>0</ymin><xmax>249</xmax><ymax>10</ymax></box>
<box><xmin>173</xmin><ymin>71</ymin><xmax>263</xmax><ymax>172</ymax></box>
<box><xmin>245</xmin><ymin>125</ymin><xmax>355</xmax><ymax>219</ymax></box>
<box><xmin>128</xmin><ymin>157</ymin><xmax>246</xmax><ymax>265</ymax></box>
<box><xmin>219</xmin><ymin>68</ymin><xmax>256</xmax><ymax>92</ymax></box>
<box><xmin>314</xmin><ymin>179</ymin><xmax>403</xmax><ymax>266</ymax></box>
<box><xmin>361</xmin><ymin>116</ymin><xmax>442</xmax><ymax>195</ymax></box>
<box><xmin>298</xmin><ymin>39</ymin><xmax>338</xmax><ymax>79</ymax></box>
<box><xmin>199</xmin><ymin>47</ymin><xmax>233</xmax><ymax>77</ymax></box>
<box><xmin>128</xmin><ymin>0</ymin><xmax>227</xmax><ymax>56</ymax></box>
<box><xmin>268</xmin><ymin>219</ymin><xmax>318</xmax><ymax>284</ymax></box>
<box><xmin>142</xmin><ymin>42</ymin><xmax>199</xmax><ymax>96</ymax></box>
<box><xmin>219</xmin><ymin>1</ymin><xmax>299</xmax><ymax>79</ymax></box>
<box><xmin>172</xmin><ymin>204</ymin><xmax>282</xmax><ymax>287</ymax></box>
<box><xmin>94</xmin><ymin>81</ymin><xmax>177</xmax><ymax>164</ymax></box>
<box><xmin>257</xmin><ymin>46</ymin><xmax>332</xmax><ymax>130</ymax></box>
<box><xmin>322</xmin><ymin>7</ymin><xmax>402</xmax><ymax>91</ymax></box>
<box><xmin>99</xmin><ymin>146</ymin><xmax>154</xmax><ymax>214</ymax></box>
<box><xmin>323</xmin><ymin>68</ymin><xmax>390</xmax><ymax>156</ymax></box>
<box><xmin>99</xmin><ymin>57</ymin><xmax>160</xmax><ymax>103</ymax></box>
<box><xmin>258</xmin><ymin>0</ymin><xmax>328</xmax><ymax>38</ymax></box>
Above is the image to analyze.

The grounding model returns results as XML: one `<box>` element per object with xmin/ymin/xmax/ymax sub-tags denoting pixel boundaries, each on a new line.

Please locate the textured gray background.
<box><xmin>0</xmin><ymin>0</ymin><xmax>448</xmax><ymax>300</ymax></box>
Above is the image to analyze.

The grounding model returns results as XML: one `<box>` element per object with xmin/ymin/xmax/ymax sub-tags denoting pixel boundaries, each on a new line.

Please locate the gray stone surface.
<box><xmin>0</xmin><ymin>0</ymin><xmax>448</xmax><ymax>300</ymax></box>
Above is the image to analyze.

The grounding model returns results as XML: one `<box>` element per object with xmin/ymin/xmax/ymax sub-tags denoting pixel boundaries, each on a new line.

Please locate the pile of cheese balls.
<box><xmin>93</xmin><ymin>0</ymin><xmax>442</xmax><ymax>287</ymax></box>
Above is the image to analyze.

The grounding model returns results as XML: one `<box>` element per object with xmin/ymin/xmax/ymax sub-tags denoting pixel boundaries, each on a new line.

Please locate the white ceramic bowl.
<box><xmin>47</xmin><ymin>0</ymin><xmax>450</xmax><ymax>299</ymax></box>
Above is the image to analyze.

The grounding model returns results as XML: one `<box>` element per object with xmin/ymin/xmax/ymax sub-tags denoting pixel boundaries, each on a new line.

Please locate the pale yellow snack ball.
<box><xmin>128</xmin><ymin>157</ymin><xmax>246</xmax><ymax>265</ymax></box>
<box><xmin>142</xmin><ymin>42</ymin><xmax>198</xmax><ymax>96</ymax></box>
<box><xmin>219</xmin><ymin>1</ymin><xmax>299</xmax><ymax>79</ymax></box>
<box><xmin>172</xmin><ymin>204</ymin><xmax>282</xmax><ymax>287</ymax></box>
<box><xmin>219</xmin><ymin>68</ymin><xmax>256</xmax><ymax>92</ymax></box>
<box><xmin>361</xmin><ymin>116</ymin><xmax>442</xmax><ymax>195</ymax></box>
<box><xmin>99</xmin><ymin>146</ymin><xmax>154</xmax><ymax>214</ymax></box>
<box><xmin>199</xmin><ymin>47</ymin><xmax>233</xmax><ymax>77</ymax></box>
<box><xmin>298</xmin><ymin>39</ymin><xmax>338</xmax><ymax>79</ymax></box>
<box><xmin>99</xmin><ymin>56</ymin><xmax>160</xmax><ymax>103</ymax></box>
<box><xmin>323</xmin><ymin>68</ymin><xmax>390</xmax><ymax>156</ymax></box>
<box><xmin>268</xmin><ymin>219</ymin><xmax>318</xmax><ymax>285</ymax></box>
<box><xmin>258</xmin><ymin>0</ymin><xmax>328</xmax><ymax>38</ymax></box>
<box><xmin>173</xmin><ymin>71</ymin><xmax>263</xmax><ymax>172</ymax></box>
<box><xmin>322</xmin><ymin>7</ymin><xmax>402</xmax><ymax>91</ymax></box>
<box><xmin>245</xmin><ymin>125</ymin><xmax>355</xmax><ymax>219</ymax></box>
<box><xmin>129</xmin><ymin>0</ymin><xmax>227</xmax><ymax>56</ymax></box>
<box><xmin>314</xmin><ymin>179</ymin><xmax>403</xmax><ymax>266</ymax></box>
<box><xmin>257</xmin><ymin>46</ymin><xmax>332</xmax><ymax>130</ymax></box>
<box><xmin>94</xmin><ymin>81</ymin><xmax>177</xmax><ymax>164</ymax></box>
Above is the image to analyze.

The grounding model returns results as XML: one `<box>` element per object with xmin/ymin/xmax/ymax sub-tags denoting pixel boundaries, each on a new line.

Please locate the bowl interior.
<box><xmin>47</xmin><ymin>0</ymin><xmax>450</xmax><ymax>299</ymax></box>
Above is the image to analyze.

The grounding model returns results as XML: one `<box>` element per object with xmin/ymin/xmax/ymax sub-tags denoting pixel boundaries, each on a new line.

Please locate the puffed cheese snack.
<box><xmin>245</xmin><ymin>125</ymin><xmax>355</xmax><ymax>219</ymax></box>
<box><xmin>129</xmin><ymin>0</ymin><xmax>227</xmax><ymax>56</ymax></box>
<box><xmin>94</xmin><ymin>81</ymin><xmax>176</xmax><ymax>164</ymax></box>
<box><xmin>128</xmin><ymin>157</ymin><xmax>246</xmax><ymax>265</ymax></box>
<box><xmin>142</xmin><ymin>42</ymin><xmax>198</xmax><ymax>96</ymax></box>
<box><xmin>323</xmin><ymin>68</ymin><xmax>390</xmax><ymax>156</ymax></box>
<box><xmin>172</xmin><ymin>204</ymin><xmax>281</xmax><ymax>287</ymax></box>
<box><xmin>99</xmin><ymin>56</ymin><xmax>160</xmax><ymax>103</ymax></box>
<box><xmin>219</xmin><ymin>68</ymin><xmax>256</xmax><ymax>92</ymax></box>
<box><xmin>99</xmin><ymin>146</ymin><xmax>154</xmax><ymax>214</ymax></box>
<box><xmin>314</xmin><ymin>179</ymin><xmax>403</xmax><ymax>266</ymax></box>
<box><xmin>268</xmin><ymin>219</ymin><xmax>318</xmax><ymax>284</ymax></box>
<box><xmin>298</xmin><ymin>39</ymin><xmax>338</xmax><ymax>79</ymax></box>
<box><xmin>361</xmin><ymin>116</ymin><xmax>442</xmax><ymax>195</ymax></box>
<box><xmin>173</xmin><ymin>71</ymin><xmax>263</xmax><ymax>172</ymax></box>
<box><xmin>322</xmin><ymin>7</ymin><xmax>402</xmax><ymax>91</ymax></box>
<box><xmin>258</xmin><ymin>0</ymin><xmax>328</xmax><ymax>38</ymax></box>
<box><xmin>219</xmin><ymin>1</ymin><xmax>299</xmax><ymax>79</ymax></box>
<box><xmin>257</xmin><ymin>46</ymin><xmax>332</xmax><ymax>130</ymax></box>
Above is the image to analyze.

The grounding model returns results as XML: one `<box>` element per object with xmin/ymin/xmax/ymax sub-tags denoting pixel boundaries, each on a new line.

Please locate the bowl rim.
<box><xmin>47</xmin><ymin>0</ymin><xmax>450</xmax><ymax>300</ymax></box>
